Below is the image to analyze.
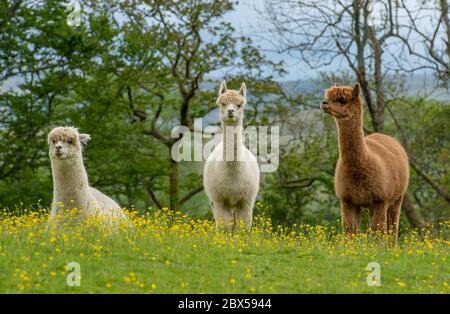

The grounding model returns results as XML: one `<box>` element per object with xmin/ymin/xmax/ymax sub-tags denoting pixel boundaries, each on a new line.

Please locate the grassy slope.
<box><xmin>0</xmin><ymin>208</ymin><xmax>448</xmax><ymax>294</ymax></box>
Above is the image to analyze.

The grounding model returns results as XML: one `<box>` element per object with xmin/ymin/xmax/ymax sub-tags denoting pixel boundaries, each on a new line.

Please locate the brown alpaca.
<box><xmin>321</xmin><ymin>83</ymin><xmax>409</xmax><ymax>241</ymax></box>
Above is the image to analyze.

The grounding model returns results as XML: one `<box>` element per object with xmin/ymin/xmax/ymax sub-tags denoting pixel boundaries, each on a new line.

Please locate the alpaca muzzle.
<box><xmin>321</xmin><ymin>101</ymin><xmax>332</xmax><ymax>113</ymax></box>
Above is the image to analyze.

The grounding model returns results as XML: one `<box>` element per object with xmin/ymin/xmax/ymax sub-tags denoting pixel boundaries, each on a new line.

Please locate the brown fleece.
<box><xmin>321</xmin><ymin>83</ymin><xmax>409</xmax><ymax>242</ymax></box>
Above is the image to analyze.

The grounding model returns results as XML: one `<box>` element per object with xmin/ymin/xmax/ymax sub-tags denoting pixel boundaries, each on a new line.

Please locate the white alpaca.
<box><xmin>203</xmin><ymin>81</ymin><xmax>260</xmax><ymax>231</ymax></box>
<box><xmin>48</xmin><ymin>126</ymin><xmax>127</xmax><ymax>225</ymax></box>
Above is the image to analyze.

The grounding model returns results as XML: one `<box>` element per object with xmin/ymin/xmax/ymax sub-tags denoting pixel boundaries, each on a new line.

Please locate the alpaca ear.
<box><xmin>239</xmin><ymin>82</ymin><xmax>247</xmax><ymax>98</ymax></box>
<box><xmin>218</xmin><ymin>80</ymin><xmax>227</xmax><ymax>96</ymax></box>
<box><xmin>352</xmin><ymin>83</ymin><xmax>360</xmax><ymax>99</ymax></box>
<box><xmin>79</xmin><ymin>133</ymin><xmax>91</xmax><ymax>146</ymax></box>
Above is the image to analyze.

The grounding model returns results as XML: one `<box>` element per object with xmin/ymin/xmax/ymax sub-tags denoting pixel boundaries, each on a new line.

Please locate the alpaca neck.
<box><xmin>221</xmin><ymin>120</ymin><xmax>243</xmax><ymax>166</ymax></box>
<box><xmin>336</xmin><ymin>114</ymin><xmax>368</xmax><ymax>166</ymax></box>
<box><xmin>51</xmin><ymin>154</ymin><xmax>90</xmax><ymax>198</ymax></box>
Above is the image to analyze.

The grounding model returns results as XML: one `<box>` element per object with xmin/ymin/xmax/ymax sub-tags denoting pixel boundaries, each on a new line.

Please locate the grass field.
<box><xmin>0</xmin><ymin>205</ymin><xmax>448</xmax><ymax>294</ymax></box>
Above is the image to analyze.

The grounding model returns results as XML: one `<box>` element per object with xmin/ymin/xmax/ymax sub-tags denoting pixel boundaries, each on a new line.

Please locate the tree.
<box><xmin>0</xmin><ymin>0</ymin><xmax>286</xmax><ymax>213</ymax></box>
<box><xmin>0</xmin><ymin>0</ymin><xmax>162</xmax><ymax>209</ymax></box>
<box><xmin>0</xmin><ymin>0</ymin><xmax>78</xmax><ymax>207</ymax></box>
<box><xmin>258</xmin><ymin>0</ymin><xmax>449</xmax><ymax>227</ymax></box>
<box><xmin>396</xmin><ymin>0</ymin><xmax>449</xmax><ymax>87</ymax></box>
<box><xmin>118</xmin><ymin>0</ymin><xmax>284</xmax><ymax>210</ymax></box>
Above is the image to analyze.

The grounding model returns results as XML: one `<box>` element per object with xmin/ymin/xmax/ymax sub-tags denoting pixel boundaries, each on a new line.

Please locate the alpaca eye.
<box><xmin>52</xmin><ymin>140</ymin><xmax>56</xmax><ymax>144</ymax></box>
<box><xmin>67</xmin><ymin>139</ymin><xmax>73</xmax><ymax>145</ymax></box>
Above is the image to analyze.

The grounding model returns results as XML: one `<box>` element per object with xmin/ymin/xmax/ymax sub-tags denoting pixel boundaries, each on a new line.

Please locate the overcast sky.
<box><xmin>220</xmin><ymin>0</ymin><xmax>360</xmax><ymax>80</ymax></box>
<box><xmin>223</xmin><ymin>0</ymin><xmax>322</xmax><ymax>80</ymax></box>
<box><xmin>219</xmin><ymin>0</ymin><xmax>443</xmax><ymax>82</ymax></box>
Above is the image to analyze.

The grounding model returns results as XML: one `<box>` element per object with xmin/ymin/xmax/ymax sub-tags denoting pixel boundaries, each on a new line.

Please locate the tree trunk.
<box><xmin>439</xmin><ymin>0</ymin><xmax>450</xmax><ymax>83</ymax></box>
<box><xmin>168</xmin><ymin>156</ymin><xmax>179</xmax><ymax>210</ymax></box>
<box><xmin>402</xmin><ymin>193</ymin><xmax>426</xmax><ymax>228</ymax></box>
<box><xmin>353</xmin><ymin>0</ymin><xmax>382</xmax><ymax>133</ymax></box>
<box><xmin>371</xmin><ymin>108</ymin><xmax>385</xmax><ymax>133</ymax></box>
<box><xmin>371</xmin><ymin>54</ymin><xmax>385</xmax><ymax>134</ymax></box>
<box><xmin>367</xmin><ymin>21</ymin><xmax>385</xmax><ymax>133</ymax></box>
<box><xmin>442</xmin><ymin>0</ymin><xmax>450</xmax><ymax>58</ymax></box>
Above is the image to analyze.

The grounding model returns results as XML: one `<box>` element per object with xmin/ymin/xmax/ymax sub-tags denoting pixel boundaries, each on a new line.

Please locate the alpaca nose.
<box><xmin>55</xmin><ymin>144</ymin><xmax>62</xmax><ymax>150</ymax></box>
<box><xmin>320</xmin><ymin>101</ymin><xmax>329</xmax><ymax>109</ymax></box>
<box><xmin>227</xmin><ymin>109</ymin><xmax>234</xmax><ymax>115</ymax></box>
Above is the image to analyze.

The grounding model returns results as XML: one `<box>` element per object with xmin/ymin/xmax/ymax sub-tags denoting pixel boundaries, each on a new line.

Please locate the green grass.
<box><xmin>0</xmin><ymin>208</ymin><xmax>448</xmax><ymax>293</ymax></box>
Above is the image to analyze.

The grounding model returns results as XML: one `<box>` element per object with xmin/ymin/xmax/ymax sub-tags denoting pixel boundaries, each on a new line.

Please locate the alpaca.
<box><xmin>321</xmin><ymin>83</ymin><xmax>409</xmax><ymax>241</ymax></box>
<box><xmin>48</xmin><ymin>126</ymin><xmax>128</xmax><ymax>225</ymax></box>
<box><xmin>203</xmin><ymin>81</ymin><xmax>260</xmax><ymax>231</ymax></box>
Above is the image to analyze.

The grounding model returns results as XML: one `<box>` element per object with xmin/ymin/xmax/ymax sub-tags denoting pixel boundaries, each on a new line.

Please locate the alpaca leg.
<box><xmin>235</xmin><ymin>201</ymin><xmax>254</xmax><ymax>231</ymax></box>
<box><xmin>387</xmin><ymin>196</ymin><xmax>403</xmax><ymax>243</ymax></box>
<box><xmin>212</xmin><ymin>201</ymin><xmax>234</xmax><ymax>231</ymax></box>
<box><xmin>340</xmin><ymin>199</ymin><xmax>362</xmax><ymax>234</ymax></box>
<box><xmin>369</xmin><ymin>202</ymin><xmax>389</xmax><ymax>235</ymax></box>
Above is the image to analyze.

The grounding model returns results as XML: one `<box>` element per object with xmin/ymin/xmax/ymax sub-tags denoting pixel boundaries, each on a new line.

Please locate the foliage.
<box><xmin>0</xmin><ymin>0</ymin><xmax>285</xmax><ymax>213</ymax></box>
<box><xmin>385</xmin><ymin>98</ymin><xmax>450</xmax><ymax>222</ymax></box>
<box><xmin>0</xmin><ymin>0</ymin><xmax>448</xmax><ymax>229</ymax></box>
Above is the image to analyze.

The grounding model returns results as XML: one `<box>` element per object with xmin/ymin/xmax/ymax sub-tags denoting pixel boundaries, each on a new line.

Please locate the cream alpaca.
<box><xmin>203</xmin><ymin>81</ymin><xmax>260</xmax><ymax>231</ymax></box>
<box><xmin>48</xmin><ymin>127</ymin><xmax>127</xmax><ymax>224</ymax></box>
<box><xmin>321</xmin><ymin>83</ymin><xmax>409</xmax><ymax>242</ymax></box>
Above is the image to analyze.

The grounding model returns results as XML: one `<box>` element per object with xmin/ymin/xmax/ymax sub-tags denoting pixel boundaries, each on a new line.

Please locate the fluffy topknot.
<box><xmin>325</xmin><ymin>85</ymin><xmax>354</xmax><ymax>103</ymax></box>
<box><xmin>48</xmin><ymin>127</ymin><xmax>80</xmax><ymax>145</ymax></box>
<box><xmin>217</xmin><ymin>90</ymin><xmax>246</xmax><ymax>105</ymax></box>
<box><xmin>216</xmin><ymin>80</ymin><xmax>247</xmax><ymax>105</ymax></box>
<box><xmin>47</xmin><ymin>126</ymin><xmax>91</xmax><ymax>148</ymax></box>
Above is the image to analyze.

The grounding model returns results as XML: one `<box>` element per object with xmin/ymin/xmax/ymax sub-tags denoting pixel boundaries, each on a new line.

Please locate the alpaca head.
<box><xmin>48</xmin><ymin>126</ymin><xmax>91</xmax><ymax>160</ymax></box>
<box><xmin>321</xmin><ymin>83</ymin><xmax>362</xmax><ymax>120</ymax></box>
<box><xmin>216</xmin><ymin>80</ymin><xmax>247</xmax><ymax>125</ymax></box>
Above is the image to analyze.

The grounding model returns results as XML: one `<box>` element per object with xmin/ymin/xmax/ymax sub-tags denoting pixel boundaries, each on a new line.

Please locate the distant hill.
<box><xmin>3</xmin><ymin>72</ymin><xmax>448</xmax><ymax>102</ymax></box>
<box><xmin>279</xmin><ymin>73</ymin><xmax>449</xmax><ymax>101</ymax></box>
